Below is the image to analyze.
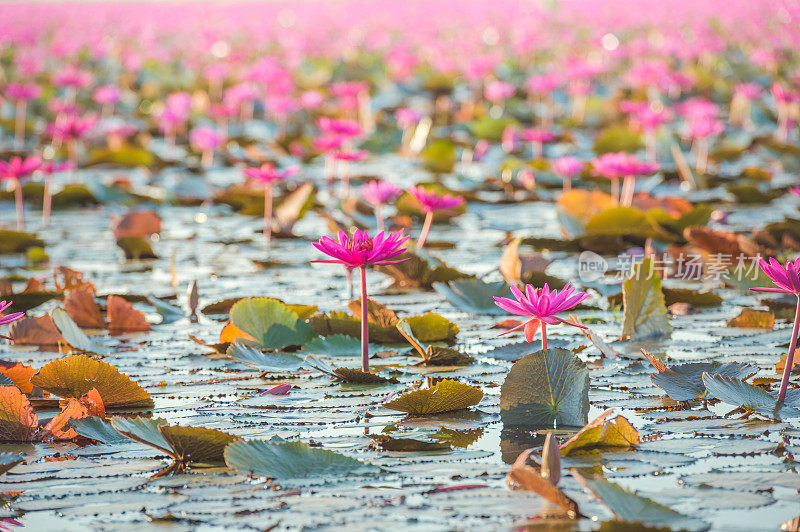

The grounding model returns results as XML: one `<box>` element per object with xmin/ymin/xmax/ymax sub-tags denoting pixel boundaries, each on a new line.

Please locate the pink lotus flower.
<box><xmin>48</xmin><ymin>114</ymin><xmax>97</xmax><ymax>142</ymax></box>
<box><xmin>318</xmin><ymin>117</ymin><xmax>361</xmax><ymax>137</ymax></box>
<box><xmin>394</xmin><ymin>108</ymin><xmax>423</xmax><ymax>129</ymax></box>
<box><xmin>592</xmin><ymin>152</ymin><xmax>658</xmax><ymax>206</ymax></box>
<box><xmin>494</xmin><ymin>282</ymin><xmax>588</xmax><ymax>350</ymax></box>
<box><xmin>0</xmin><ymin>156</ymin><xmax>41</xmax><ymax>181</ymax></box>
<box><xmin>752</xmin><ymin>258</ymin><xmax>800</xmax><ymax>402</ymax></box>
<box><xmin>521</xmin><ymin>128</ymin><xmax>555</xmax><ymax>158</ymax></box>
<box><xmin>0</xmin><ymin>300</ymin><xmax>24</xmax><ymax>340</ymax></box>
<box><xmin>485</xmin><ymin>80</ymin><xmax>515</xmax><ymax>104</ymax></box>
<box><xmin>243</xmin><ymin>164</ymin><xmax>298</xmax><ymax>245</ymax></box>
<box><xmin>407</xmin><ymin>185</ymin><xmax>465</xmax><ymax>248</ymax></box>
<box><xmin>312</xmin><ymin>229</ymin><xmax>409</xmax><ymax>372</ymax></box>
<box><xmin>54</xmin><ymin>66</ymin><xmax>93</xmax><ymax>89</ymax></box>
<box><xmin>551</xmin><ymin>156</ymin><xmax>583</xmax><ymax>192</ymax></box>
<box><xmin>4</xmin><ymin>83</ymin><xmax>41</xmax><ymax>102</ymax></box>
<box><xmin>93</xmin><ymin>85</ymin><xmax>121</xmax><ymax>106</ymax></box>
<box><xmin>361</xmin><ymin>180</ymin><xmax>402</xmax><ymax>232</ymax></box>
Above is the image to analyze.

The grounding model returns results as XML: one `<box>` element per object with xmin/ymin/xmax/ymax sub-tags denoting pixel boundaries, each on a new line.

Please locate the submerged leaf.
<box><xmin>701</xmin><ymin>373</ymin><xmax>800</xmax><ymax>419</ymax></box>
<box><xmin>622</xmin><ymin>258</ymin><xmax>670</xmax><ymax>340</ymax></box>
<box><xmin>383</xmin><ymin>380</ymin><xmax>483</xmax><ymax>415</ymax></box>
<box><xmin>226</xmin><ymin>343</ymin><xmax>303</xmax><ymax>372</ymax></box>
<box><xmin>31</xmin><ymin>355</ymin><xmax>154</xmax><ymax>409</ymax></box>
<box><xmin>573</xmin><ymin>471</ymin><xmax>710</xmax><ymax>532</ymax></box>
<box><xmin>500</xmin><ymin>348</ymin><xmax>590</xmax><ymax>427</ymax></box>
<box><xmin>644</xmin><ymin>351</ymin><xmax>757</xmax><ymax>401</ymax></box>
<box><xmin>224</xmin><ymin>439</ymin><xmax>375</xmax><ymax>479</ymax></box>
<box><xmin>432</xmin><ymin>279</ymin><xmax>509</xmax><ymax>315</ymax></box>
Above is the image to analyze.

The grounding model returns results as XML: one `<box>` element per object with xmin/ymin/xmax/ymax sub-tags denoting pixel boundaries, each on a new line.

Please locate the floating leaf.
<box><xmin>726</xmin><ymin>308</ymin><xmax>775</xmax><ymax>329</ymax></box>
<box><xmin>51</xmin><ymin>308</ymin><xmax>106</xmax><ymax>354</ymax></box>
<box><xmin>8</xmin><ymin>314</ymin><xmax>62</xmax><ymax>346</ymax></box>
<box><xmin>224</xmin><ymin>439</ymin><xmax>375</xmax><ymax>479</ymax></box>
<box><xmin>107</xmin><ymin>295</ymin><xmax>151</xmax><ymax>333</ymax></box>
<box><xmin>507</xmin><ymin>448</ymin><xmax>580</xmax><ymax>517</ymax></box>
<box><xmin>559</xmin><ymin>410</ymin><xmax>639</xmax><ymax>455</ymax></box>
<box><xmin>404</xmin><ymin>313</ymin><xmax>458</xmax><ymax>343</ymax></box>
<box><xmin>500</xmin><ymin>348</ymin><xmax>589</xmax><ymax>427</ymax></box>
<box><xmin>643</xmin><ymin>351</ymin><xmax>757</xmax><ymax>401</ymax></box>
<box><xmin>376</xmin><ymin>249</ymin><xmax>470</xmax><ymax>289</ymax></box>
<box><xmin>558</xmin><ymin>190</ymin><xmax>616</xmax><ymax>223</ymax></box>
<box><xmin>369</xmin><ymin>433</ymin><xmax>451</xmax><ymax>451</ymax></box>
<box><xmin>0</xmin><ymin>230</ymin><xmax>45</xmax><ymax>253</ymax></box>
<box><xmin>226</xmin><ymin>343</ymin><xmax>303</xmax><ymax>372</ymax></box>
<box><xmin>573</xmin><ymin>472</ymin><xmax>710</xmax><ymax>532</ymax></box>
<box><xmin>586</xmin><ymin>207</ymin><xmax>653</xmax><ymax>238</ymax></box>
<box><xmin>274</xmin><ymin>182</ymin><xmax>315</xmax><ymax>235</ymax></box>
<box><xmin>622</xmin><ymin>258</ymin><xmax>670</xmax><ymax>340</ymax></box>
<box><xmin>111</xmin><ymin>416</ymin><xmax>171</xmax><ymax>454</ymax></box>
<box><xmin>383</xmin><ymin>379</ymin><xmax>483</xmax><ymax>415</ymax></box>
<box><xmin>701</xmin><ymin>373</ymin><xmax>800</xmax><ymax>419</ymax></box>
<box><xmin>347</xmin><ymin>297</ymin><xmax>398</xmax><ymax>327</ymax></box>
<box><xmin>64</xmin><ymin>287</ymin><xmax>104</xmax><ymax>328</ymax></box>
<box><xmin>116</xmin><ymin>236</ymin><xmax>157</xmax><ymax>260</ymax></box>
<box><xmin>593</xmin><ymin>124</ymin><xmax>643</xmax><ymax>154</ymax></box>
<box><xmin>230</xmin><ymin>298</ymin><xmax>315</xmax><ymax>349</ymax></box>
<box><xmin>0</xmin><ymin>386</ymin><xmax>38</xmax><ymax>442</ymax></box>
<box><xmin>662</xmin><ymin>288</ymin><xmax>722</xmax><ymax>308</ymax></box>
<box><xmin>328</xmin><ymin>367</ymin><xmax>395</xmax><ymax>384</ymax></box>
<box><xmin>159</xmin><ymin>425</ymin><xmax>239</xmax><ymax>464</ymax></box>
<box><xmin>30</xmin><ymin>355</ymin><xmax>154</xmax><ymax>409</ymax></box>
<box><xmin>420</xmin><ymin>138</ymin><xmax>457</xmax><ymax>173</ymax></box>
<box><xmin>432</xmin><ymin>279</ymin><xmax>509</xmax><ymax>315</ymax></box>
<box><xmin>147</xmin><ymin>296</ymin><xmax>184</xmax><ymax>324</ymax></box>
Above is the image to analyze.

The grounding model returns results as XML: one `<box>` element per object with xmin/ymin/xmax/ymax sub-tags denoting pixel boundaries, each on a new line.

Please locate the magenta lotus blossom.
<box><xmin>0</xmin><ymin>300</ymin><xmax>24</xmax><ymax>340</ymax></box>
<box><xmin>361</xmin><ymin>180</ymin><xmax>402</xmax><ymax>231</ymax></box>
<box><xmin>551</xmin><ymin>156</ymin><xmax>583</xmax><ymax>192</ymax></box>
<box><xmin>317</xmin><ymin>117</ymin><xmax>361</xmax><ymax>138</ymax></box>
<box><xmin>752</xmin><ymin>258</ymin><xmax>800</xmax><ymax>403</ymax></box>
<box><xmin>592</xmin><ymin>152</ymin><xmax>659</xmax><ymax>206</ymax></box>
<box><xmin>494</xmin><ymin>282</ymin><xmax>588</xmax><ymax>350</ymax></box>
<box><xmin>485</xmin><ymin>80</ymin><xmax>515</xmax><ymax>105</ymax></box>
<box><xmin>407</xmin><ymin>185</ymin><xmax>465</xmax><ymax>248</ymax></box>
<box><xmin>243</xmin><ymin>164</ymin><xmax>299</xmax><ymax>244</ymax></box>
<box><xmin>93</xmin><ymin>85</ymin><xmax>121</xmax><ymax>117</ymax></box>
<box><xmin>190</xmin><ymin>126</ymin><xmax>225</xmax><ymax>169</ymax></box>
<box><xmin>312</xmin><ymin>229</ymin><xmax>409</xmax><ymax>371</ymax></box>
<box><xmin>521</xmin><ymin>128</ymin><xmax>555</xmax><ymax>158</ymax></box>
<box><xmin>0</xmin><ymin>155</ymin><xmax>41</xmax><ymax>231</ymax></box>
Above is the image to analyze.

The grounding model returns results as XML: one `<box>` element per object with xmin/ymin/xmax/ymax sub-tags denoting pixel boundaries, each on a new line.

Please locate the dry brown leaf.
<box><xmin>43</xmin><ymin>399</ymin><xmax>89</xmax><ymax>440</ymax></box>
<box><xmin>219</xmin><ymin>322</ymin><xmax>255</xmax><ymax>344</ymax></box>
<box><xmin>112</xmin><ymin>210</ymin><xmax>162</xmax><ymax>239</ymax></box>
<box><xmin>726</xmin><ymin>308</ymin><xmax>775</xmax><ymax>329</ymax></box>
<box><xmin>64</xmin><ymin>287</ymin><xmax>104</xmax><ymax>328</ymax></box>
<box><xmin>507</xmin><ymin>449</ymin><xmax>580</xmax><ymax>517</ymax></box>
<box><xmin>53</xmin><ymin>267</ymin><xmax>95</xmax><ymax>294</ymax></box>
<box><xmin>0</xmin><ymin>385</ymin><xmax>39</xmax><ymax>442</ymax></box>
<box><xmin>499</xmin><ymin>238</ymin><xmax>551</xmax><ymax>284</ymax></box>
<box><xmin>348</xmin><ymin>298</ymin><xmax>398</xmax><ymax>328</ymax></box>
<box><xmin>9</xmin><ymin>315</ymin><xmax>62</xmax><ymax>346</ymax></box>
<box><xmin>0</xmin><ymin>362</ymin><xmax>36</xmax><ymax>394</ymax></box>
<box><xmin>107</xmin><ymin>295</ymin><xmax>151</xmax><ymax>333</ymax></box>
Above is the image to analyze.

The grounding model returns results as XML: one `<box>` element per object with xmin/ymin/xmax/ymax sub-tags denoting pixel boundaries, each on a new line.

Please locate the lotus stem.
<box><xmin>417</xmin><ymin>211</ymin><xmax>433</xmax><ymax>248</ymax></box>
<box><xmin>531</xmin><ymin>141</ymin><xmax>542</xmax><ymax>159</ymax></box>
<box><xmin>14</xmin><ymin>179</ymin><xmax>24</xmax><ymax>231</ymax></box>
<box><xmin>375</xmin><ymin>203</ymin><xmax>384</xmax><ymax>233</ymax></box>
<box><xmin>14</xmin><ymin>101</ymin><xmax>26</xmax><ymax>150</ymax></box>
<box><xmin>611</xmin><ymin>177</ymin><xmax>620</xmax><ymax>205</ymax></box>
<box><xmin>563</xmin><ymin>175</ymin><xmax>572</xmax><ymax>193</ymax></box>
<box><xmin>621</xmin><ymin>176</ymin><xmax>635</xmax><ymax>207</ymax></box>
<box><xmin>359</xmin><ymin>266</ymin><xmax>369</xmax><ymax>372</ymax></box>
<box><xmin>696</xmin><ymin>137</ymin><xmax>708</xmax><ymax>174</ymax></box>
<box><xmin>263</xmin><ymin>183</ymin><xmax>273</xmax><ymax>245</ymax></box>
<box><xmin>778</xmin><ymin>296</ymin><xmax>800</xmax><ymax>403</ymax></box>
<box><xmin>201</xmin><ymin>149</ymin><xmax>213</xmax><ymax>170</ymax></box>
<box><xmin>541</xmin><ymin>323</ymin><xmax>547</xmax><ymax>350</ymax></box>
<box><xmin>43</xmin><ymin>174</ymin><xmax>52</xmax><ymax>227</ymax></box>
<box><xmin>346</xmin><ymin>267</ymin><xmax>354</xmax><ymax>299</ymax></box>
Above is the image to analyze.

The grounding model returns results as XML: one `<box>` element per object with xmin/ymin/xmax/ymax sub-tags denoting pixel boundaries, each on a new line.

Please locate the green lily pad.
<box><xmin>662</xmin><ymin>288</ymin><xmax>722</xmax><ymax>308</ymax></box>
<box><xmin>701</xmin><ymin>373</ymin><xmax>800</xmax><ymax>419</ymax></box>
<box><xmin>51</xmin><ymin>308</ymin><xmax>107</xmax><ymax>354</ymax></box>
<box><xmin>0</xmin><ymin>230</ymin><xmax>44</xmax><ymax>253</ymax></box>
<box><xmin>574</xmin><ymin>472</ymin><xmax>710</xmax><ymax>531</ymax></box>
<box><xmin>3</xmin><ymin>290</ymin><xmax>61</xmax><ymax>312</ymax></box>
<box><xmin>224</xmin><ymin>439</ymin><xmax>376</xmax><ymax>479</ymax></box>
<box><xmin>560</xmin><ymin>411</ymin><xmax>640</xmax><ymax>456</ymax></box>
<box><xmin>230</xmin><ymin>297</ymin><xmax>315</xmax><ymax>349</ymax></box>
<box><xmin>593</xmin><ymin>124</ymin><xmax>643</xmax><ymax>154</ymax></box>
<box><xmin>421</xmin><ymin>138</ymin><xmax>457</xmax><ymax>173</ymax></box>
<box><xmin>622</xmin><ymin>258</ymin><xmax>670</xmax><ymax>340</ymax></box>
<box><xmin>52</xmin><ymin>184</ymin><xmax>100</xmax><ymax>208</ymax></box>
<box><xmin>383</xmin><ymin>379</ymin><xmax>483</xmax><ymax>415</ymax></box>
<box><xmin>432</xmin><ymin>279</ymin><xmax>509</xmax><ymax>315</ymax></box>
<box><xmin>87</xmin><ymin>145</ymin><xmax>157</xmax><ymax>168</ymax></box>
<box><xmin>226</xmin><ymin>343</ymin><xmax>303</xmax><ymax>372</ymax></box>
<box><xmin>585</xmin><ymin>207</ymin><xmax>652</xmax><ymax>238</ymax></box>
<box><xmin>500</xmin><ymin>348</ymin><xmax>590</xmax><ymax>427</ymax></box>
<box><xmin>116</xmin><ymin>236</ymin><xmax>157</xmax><ymax>260</ymax></box>
<box><xmin>467</xmin><ymin>116</ymin><xmax>518</xmax><ymax>142</ymax></box>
